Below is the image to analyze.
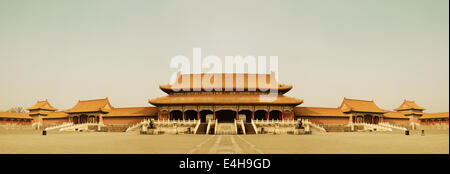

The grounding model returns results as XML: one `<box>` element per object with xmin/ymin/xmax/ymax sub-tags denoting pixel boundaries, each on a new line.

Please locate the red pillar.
<box><xmin>281</xmin><ymin>111</ymin><xmax>284</xmax><ymax>120</ymax></box>
<box><xmin>236</xmin><ymin>111</ymin><xmax>238</xmax><ymax>120</ymax></box>
<box><xmin>182</xmin><ymin>111</ymin><xmax>185</xmax><ymax>120</ymax></box>
<box><xmin>252</xmin><ymin>111</ymin><xmax>255</xmax><ymax>120</ymax></box>
<box><xmin>266</xmin><ymin>111</ymin><xmax>269</xmax><ymax>120</ymax></box>
<box><xmin>372</xmin><ymin>116</ymin><xmax>374</xmax><ymax>124</ymax></box>
<box><xmin>197</xmin><ymin>111</ymin><xmax>200</xmax><ymax>120</ymax></box>
<box><xmin>213</xmin><ymin>111</ymin><xmax>216</xmax><ymax>120</ymax></box>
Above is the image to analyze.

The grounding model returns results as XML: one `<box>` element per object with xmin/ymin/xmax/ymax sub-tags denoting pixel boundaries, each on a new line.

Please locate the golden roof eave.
<box><xmin>419</xmin><ymin>112</ymin><xmax>449</xmax><ymax>119</ymax></box>
<box><xmin>0</xmin><ymin>112</ymin><xmax>33</xmax><ymax>119</ymax></box>
<box><xmin>149</xmin><ymin>94</ymin><xmax>303</xmax><ymax>106</ymax></box>
<box><xmin>339</xmin><ymin>98</ymin><xmax>386</xmax><ymax>113</ymax></box>
<box><xmin>65</xmin><ymin>98</ymin><xmax>113</xmax><ymax>113</ymax></box>
<box><xmin>294</xmin><ymin>107</ymin><xmax>348</xmax><ymax>117</ymax></box>
<box><xmin>27</xmin><ymin>100</ymin><xmax>57</xmax><ymax>111</ymax></box>
<box><xmin>104</xmin><ymin>107</ymin><xmax>158</xmax><ymax>117</ymax></box>
<box><xmin>394</xmin><ymin>100</ymin><xmax>426</xmax><ymax>111</ymax></box>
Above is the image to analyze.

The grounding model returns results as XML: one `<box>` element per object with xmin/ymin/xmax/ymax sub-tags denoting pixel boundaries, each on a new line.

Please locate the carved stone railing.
<box><xmin>234</xmin><ymin>119</ymin><xmax>238</xmax><ymax>135</ymax></box>
<box><xmin>353</xmin><ymin>122</ymin><xmax>393</xmax><ymax>132</ymax></box>
<box><xmin>378</xmin><ymin>122</ymin><xmax>407</xmax><ymax>131</ymax></box>
<box><xmin>153</xmin><ymin>119</ymin><xmax>198</xmax><ymax>134</ymax></box>
<box><xmin>126</xmin><ymin>119</ymin><xmax>150</xmax><ymax>132</ymax></box>
<box><xmin>59</xmin><ymin>122</ymin><xmax>98</xmax><ymax>132</ymax></box>
<box><xmin>239</xmin><ymin>119</ymin><xmax>246</xmax><ymax>135</ymax></box>
<box><xmin>251</xmin><ymin>119</ymin><xmax>258</xmax><ymax>134</ymax></box>
<box><xmin>44</xmin><ymin>122</ymin><xmax>73</xmax><ymax>131</ymax></box>
<box><xmin>206</xmin><ymin>120</ymin><xmax>214</xmax><ymax>135</ymax></box>
<box><xmin>193</xmin><ymin>120</ymin><xmax>201</xmax><ymax>134</ymax></box>
<box><xmin>298</xmin><ymin>119</ymin><xmax>327</xmax><ymax>133</ymax></box>
<box><xmin>214</xmin><ymin>119</ymin><xmax>218</xmax><ymax>135</ymax></box>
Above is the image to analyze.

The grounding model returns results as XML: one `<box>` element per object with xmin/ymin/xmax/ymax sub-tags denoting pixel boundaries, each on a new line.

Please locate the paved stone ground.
<box><xmin>0</xmin><ymin>128</ymin><xmax>448</xmax><ymax>154</ymax></box>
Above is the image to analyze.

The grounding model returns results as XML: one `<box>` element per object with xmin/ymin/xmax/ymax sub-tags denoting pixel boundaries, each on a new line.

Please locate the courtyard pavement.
<box><xmin>0</xmin><ymin>128</ymin><xmax>448</xmax><ymax>154</ymax></box>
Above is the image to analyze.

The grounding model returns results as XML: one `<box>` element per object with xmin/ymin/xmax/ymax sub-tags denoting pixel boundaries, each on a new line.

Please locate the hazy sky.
<box><xmin>0</xmin><ymin>0</ymin><xmax>448</xmax><ymax>112</ymax></box>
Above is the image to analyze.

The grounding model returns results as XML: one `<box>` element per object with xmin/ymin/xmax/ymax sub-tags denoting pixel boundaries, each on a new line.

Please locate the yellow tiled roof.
<box><xmin>65</xmin><ymin>98</ymin><xmax>113</xmax><ymax>113</ymax></box>
<box><xmin>0</xmin><ymin>112</ymin><xmax>32</xmax><ymax>119</ymax></box>
<box><xmin>394</xmin><ymin>100</ymin><xmax>426</xmax><ymax>111</ymax></box>
<box><xmin>339</xmin><ymin>98</ymin><xmax>386</xmax><ymax>113</ymax></box>
<box><xmin>104</xmin><ymin>107</ymin><xmax>158</xmax><ymax>117</ymax></box>
<box><xmin>420</xmin><ymin>112</ymin><xmax>449</xmax><ymax>119</ymax></box>
<box><xmin>150</xmin><ymin>94</ymin><xmax>303</xmax><ymax>106</ymax></box>
<box><xmin>294</xmin><ymin>107</ymin><xmax>348</xmax><ymax>117</ymax></box>
<box><xmin>27</xmin><ymin>100</ymin><xmax>57</xmax><ymax>111</ymax></box>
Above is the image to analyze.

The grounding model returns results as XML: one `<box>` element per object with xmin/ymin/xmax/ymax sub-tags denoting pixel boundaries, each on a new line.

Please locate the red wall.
<box><xmin>0</xmin><ymin>118</ymin><xmax>32</xmax><ymax>125</ymax></box>
<box><xmin>43</xmin><ymin>118</ymin><xmax>67</xmax><ymax>125</ymax></box>
<box><xmin>420</xmin><ymin>119</ymin><xmax>449</xmax><ymax>125</ymax></box>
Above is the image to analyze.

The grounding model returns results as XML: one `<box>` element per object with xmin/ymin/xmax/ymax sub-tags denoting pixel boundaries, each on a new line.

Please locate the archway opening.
<box><xmin>269</xmin><ymin>110</ymin><xmax>282</xmax><ymax>120</ymax></box>
<box><xmin>89</xmin><ymin>116</ymin><xmax>96</xmax><ymax>123</ymax></box>
<box><xmin>185</xmin><ymin>110</ymin><xmax>198</xmax><ymax>120</ymax></box>
<box><xmin>170</xmin><ymin>110</ymin><xmax>183</xmax><ymax>120</ymax></box>
<box><xmin>254</xmin><ymin>110</ymin><xmax>267</xmax><ymax>120</ymax></box>
<box><xmin>356</xmin><ymin>116</ymin><xmax>363</xmax><ymax>123</ymax></box>
<box><xmin>373</xmin><ymin>116</ymin><xmax>379</xmax><ymax>124</ymax></box>
<box><xmin>72</xmin><ymin>116</ymin><xmax>79</xmax><ymax>124</ymax></box>
<box><xmin>215</xmin><ymin>110</ymin><xmax>236</xmax><ymax>123</ymax></box>
<box><xmin>363</xmin><ymin>115</ymin><xmax>373</xmax><ymax>124</ymax></box>
<box><xmin>200</xmin><ymin>110</ymin><xmax>213</xmax><ymax>123</ymax></box>
<box><xmin>80</xmin><ymin>114</ymin><xmax>88</xmax><ymax>124</ymax></box>
<box><xmin>238</xmin><ymin>110</ymin><xmax>252</xmax><ymax>123</ymax></box>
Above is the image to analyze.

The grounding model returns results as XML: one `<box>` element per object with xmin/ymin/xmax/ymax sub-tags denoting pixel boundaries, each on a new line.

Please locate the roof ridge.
<box><xmin>78</xmin><ymin>98</ymin><xmax>108</xmax><ymax>102</ymax></box>
<box><xmin>180</xmin><ymin>72</ymin><xmax>274</xmax><ymax>75</ymax></box>
<box><xmin>0</xmin><ymin>111</ymin><xmax>28</xmax><ymax>114</ymax></box>
<box><xmin>298</xmin><ymin>106</ymin><xmax>339</xmax><ymax>109</ymax></box>
<box><xmin>113</xmin><ymin>106</ymin><xmax>153</xmax><ymax>109</ymax></box>
<box><xmin>423</xmin><ymin>112</ymin><xmax>449</xmax><ymax>114</ymax></box>
<box><xmin>344</xmin><ymin>98</ymin><xmax>373</xmax><ymax>102</ymax></box>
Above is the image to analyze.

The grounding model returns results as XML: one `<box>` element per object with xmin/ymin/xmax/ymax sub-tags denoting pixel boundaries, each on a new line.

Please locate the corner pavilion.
<box><xmin>149</xmin><ymin>73</ymin><xmax>303</xmax><ymax>123</ymax></box>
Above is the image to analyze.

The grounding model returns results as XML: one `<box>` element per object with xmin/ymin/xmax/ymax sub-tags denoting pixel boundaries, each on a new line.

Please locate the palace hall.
<box><xmin>0</xmin><ymin>73</ymin><xmax>448</xmax><ymax>133</ymax></box>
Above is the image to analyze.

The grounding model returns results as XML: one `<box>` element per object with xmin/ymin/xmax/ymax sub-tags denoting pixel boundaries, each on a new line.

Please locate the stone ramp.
<box><xmin>215</xmin><ymin>123</ymin><xmax>236</xmax><ymax>135</ymax></box>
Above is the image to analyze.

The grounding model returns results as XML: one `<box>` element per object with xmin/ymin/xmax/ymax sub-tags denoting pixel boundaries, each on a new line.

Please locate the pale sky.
<box><xmin>0</xmin><ymin>0</ymin><xmax>448</xmax><ymax>112</ymax></box>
